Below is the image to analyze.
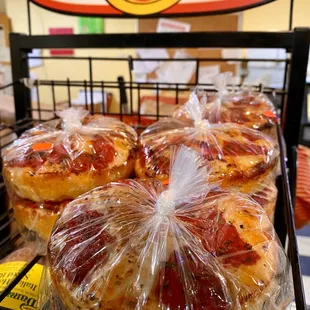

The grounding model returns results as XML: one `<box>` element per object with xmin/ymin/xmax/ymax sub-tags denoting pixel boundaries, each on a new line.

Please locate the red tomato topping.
<box><xmin>49</xmin><ymin>210</ymin><xmax>115</xmax><ymax>285</ymax></box>
<box><xmin>8</xmin><ymin>136</ymin><xmax>115</xmax><ymax>173</ymax></box>
<box><xmin>179</xmin><ymin>210</ymin><xmax>260</xmax><ymax>267</ymax></box>
<box><xmin>241</xmin><ymin>131</ymin><xmax>261</xmax><ymax>142</ymax></box>
<box><xmin>227</xmin><ymin>109</ymin><xmax>251</xmax><ymax>124</ymax></box>
<box><xmin>157</xmin><ymin>248</ymin><xmax>232</xmax><ymax>309</ymax></box>
<box><xmin>232</xmin><ymin>96</ymin><xmax>256</xmax><ymax>106</ymax></box>
<box><xmin>140</xmin><ymin>146</ymin><xmax>170</xmax><ymax>175</ymax></box>
<box><xmin>48</xmin><ymin>145</ymin><xmax>69</xmax><ymax>165</ymax></box>
<box><xmin>92</xmin><ymin>136</ymin><xmax>114</xmax><ymax>160</ymax></box>
<box><xmin>13</xmin><ymin>196</ymin><xmax>71</xmax><ymax>211</ymax></box>
<box><xmin>71</xmin><ymin>153</ymin><xmax>93</xmax><ymax>172</ymax></box>
<box><xmin>222</xmin><ymin>141</ymin><xmax>267</xmax><ymax>156</ymax></box>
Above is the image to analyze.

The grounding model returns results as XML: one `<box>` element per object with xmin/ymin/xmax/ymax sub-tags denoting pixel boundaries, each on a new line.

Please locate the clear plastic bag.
<box><xmin>136</xmin><ymin>94</ymin><xmax>278</xmax><ymax>194</ymax></box>
<box><xmin>2</xmin><ymin>108</ymin><xmax>137</xmax><ymax>241</ymax></box>
<box><xmin>250</xmin><ymin>179</ymin><xmax>278</xmax><ymax>223</ymax></box>
<box><xmin>48</xmin><ymin>146</ymin><xmax>293</xmax><ymax>309</ymax></box>
<box><xmin>173</xmin><ymin>73</ymin><xmax>277</xmax><ymax>138</ymax></box>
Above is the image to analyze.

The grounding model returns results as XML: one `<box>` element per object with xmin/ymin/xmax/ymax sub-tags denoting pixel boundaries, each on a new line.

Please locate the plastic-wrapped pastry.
<box><xmin>173</xmin><ymin>73</ymin><xmax>277</xmax><ymax>138</ymax></box>
<box><xmin>48</xmin><ymin>146</ymin><xmax>293</xmax><ymax>309</ymax></box>
<box><xmin>2</xmin><ymin>108</ymin><xmax>137</xmax><ymax>241</ymax></box>
<box><xmin>0</xmin><ymin>244</ymin><xmax>37</xmax><ymax>264</ymax></box>
<box><xmin>250</xmin><ymin>179</ymin><xmax>278</xmax><ymax>222</ymax></box>
<box><xmin>136</xmin><ymin>93</ymin><xmax>278</xmax><ymax>195</ymax></box>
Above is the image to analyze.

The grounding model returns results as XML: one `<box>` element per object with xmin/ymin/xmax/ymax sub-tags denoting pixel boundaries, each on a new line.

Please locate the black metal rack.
<box><xmin>300</xmin><ymin>81</ymin><xmax>310</xmax><ymax>147</ymax></box>
<box><xmin>0</xmin><ymin>29</ymin><xmax>309</xmax><ymax>309</ymax></box>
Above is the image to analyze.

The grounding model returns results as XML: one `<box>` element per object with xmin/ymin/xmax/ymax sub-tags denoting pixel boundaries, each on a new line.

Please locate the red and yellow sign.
<box><xmin>108</xmin><ymin>0</ymin><xmax>180</xmax><ymax>15</ymax></box>
<box><xmin>30</xmin><ymin>0</ymin><xmax>275</xmax><ymax>17</ymax></box>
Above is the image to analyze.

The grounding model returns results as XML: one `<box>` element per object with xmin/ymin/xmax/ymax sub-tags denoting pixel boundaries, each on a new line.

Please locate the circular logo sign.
<box><xmin>30</xmin><ymin>0</ymin><xmax>274</xmax><ymax>17</ymax></box>
<box><xmin>106</xmin><ymin>0</ymin><xmax>180</xmax><ymax>15</ymax></box>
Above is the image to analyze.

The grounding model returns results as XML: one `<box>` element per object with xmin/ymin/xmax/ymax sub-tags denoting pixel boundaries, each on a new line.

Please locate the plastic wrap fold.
<box><xmin>136</xmin><ymin>94</ymin><xmax>278</xmax><ymax>220</ymax></box>
<box><xmin>48</xmin><ymin>146</ymin><xmax>293</xmax><ymax>309</ymax></box>
<box><xmin>2</xmin><ymin>108</ymin><xmax>137</xmax><ymax>241</ymax></box>
<box><xmin>173</xmin><ymin>73</ymin><xmax>277</xmax><ymax>137</ymax></box>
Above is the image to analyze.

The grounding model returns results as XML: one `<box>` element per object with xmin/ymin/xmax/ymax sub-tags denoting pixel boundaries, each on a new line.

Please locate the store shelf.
<box><xmin>0</xmin><ymin>29</ymin><xmax>309</xmax><ymax>309</ymax></box>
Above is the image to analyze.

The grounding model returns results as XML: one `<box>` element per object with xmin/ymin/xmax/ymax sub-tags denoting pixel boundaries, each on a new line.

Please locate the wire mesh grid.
<box><xmin>3</xmin><ymin>53</ymin><xmax>290</xmax><ymax>137</ymax></box>
<box><xmin>23</xmin><ymin>54</ymin><xmax>289</xmax><ymax>120</ymax></box>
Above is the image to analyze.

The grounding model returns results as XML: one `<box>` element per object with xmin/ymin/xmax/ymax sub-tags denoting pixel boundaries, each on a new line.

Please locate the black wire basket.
<box><xmin>0</xmin><ymin>28</ymin><xmax>309</xmax><ymax>309</ymax></box>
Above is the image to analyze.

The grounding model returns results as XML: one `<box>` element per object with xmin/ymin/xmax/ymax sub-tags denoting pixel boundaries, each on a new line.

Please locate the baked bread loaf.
<box><xmin>208</xmin><ymin>90</ymin><xmax>277</xmax><ymax>137</ymax></box>
<box><xmin>3</xmin><ymin>108</ymin><xmax>137</xmax><ymax>240</ymax></box>
<box><xmin>173</xmin><ymin>77</ymin><xmax>277</xmax><ymax>138</ymax></box>
<box><xmin>135</xmin><ymin>118</ymin><xmax>278</xmax><ymax>194</ymax></box>
<box><xmin>10</xmin><ymin>197</ymin><xmax>70</xmax><ymax>241</ymax></box>
<box><xmin>48</xmin><ymin>147</ymin><xmax>292</xmax><ymax>309</ymax></box>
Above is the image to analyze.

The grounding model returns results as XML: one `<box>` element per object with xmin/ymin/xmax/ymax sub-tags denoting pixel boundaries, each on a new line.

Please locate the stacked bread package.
<box><xmin>136</xmin><ymin>90</ymin><xmax>279</xmax><ymax>222</ymax></box>
<box><xmin>173</xmin><ymin>72</ymin><xmax>277</xmax><ymax>138</ymax></box>
<box><xmin>1</xmin><ymin>72</ymin><xmax>295</xmax><ymax>309</ymax></box>
<box><xmin>2</xmin><ymin>108</ymin><xmax>137</xmax><ymax>242</ymax></box>
<box><xmin>48</xmin><ymin>146</ymin><xmax>293</xmax><ymax>309</ymax></box>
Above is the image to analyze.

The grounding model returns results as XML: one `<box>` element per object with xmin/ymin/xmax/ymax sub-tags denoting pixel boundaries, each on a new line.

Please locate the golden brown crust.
<box><xmin>12</xmin><ymin>200</ymin><xmax>65</xmax><ymax>241</ymax></box>
<box><xmin>135</xmin><ymin>153</ymin><xmax>277</xmax><ymax>194</ymax></box>
<box><xmin>49</xmin><ymin>187</ymin><xmax>284</xmax><ymax>309</ymax></box>
<box><xmin>3</xmin><ymin>113</ymin><xmax>137</xmax><ymax>202</ymax></box>
<box><xmin>208</xmin><ymin>92</ymin><xmax>277</xmax><ymax>132</ymax></box>
<box><xmin>135</xmin><ymin>123</ymin><xmax>278</xmax><ymax>194</ymax></box>
<box><xmin>4</xmin><ymin>156</ymin><xmax>135</xmax><ymax>202</ymax></box>
<box><xmin>218</xmin><ymin>195</ymin><xmax>278</xmax><ymax>303</ymax></box>
<box><xmin>173</xmin><ymin>91</ymin><xmax>277</xmax><ymax>137</ymax></box>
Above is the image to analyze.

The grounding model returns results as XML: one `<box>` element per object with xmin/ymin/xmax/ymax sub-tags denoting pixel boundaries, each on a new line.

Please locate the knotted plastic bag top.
<box><xmin>136</xmin><ymin>95</ymin><xmax>278</xmax><ymax>192</ymax></box>
<box><xmin>48</xmin><ymin>146</ymin><xmax>293</xmax><ymax>310</ymax></box>
<box><xmin>173</xmin><ymin>73</ymin><xmax>277</xmax><ymax>132</ymax></box>
<box><xmin>2</xmin><ymin>107</ymin><xmax>137</xmax><ymax>202</ymax></box>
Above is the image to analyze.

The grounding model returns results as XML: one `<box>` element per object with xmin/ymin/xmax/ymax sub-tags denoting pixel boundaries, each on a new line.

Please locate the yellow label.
<box><xmin>106</xmin><ymin>0</ymin><xmax>179</xmax><ymax>15</ymax></box>
<box><xmin>0</xmin><ymin>261</ymin><xmax>43</xmax><ymax>310</ymax></box>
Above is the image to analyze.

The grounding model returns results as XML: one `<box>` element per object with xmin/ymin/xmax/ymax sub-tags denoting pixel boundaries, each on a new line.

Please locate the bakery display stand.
<box><xmin>0</xmin><ymin>28</ymin><xmax>309</xmax><ymax>309</ymax></box>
